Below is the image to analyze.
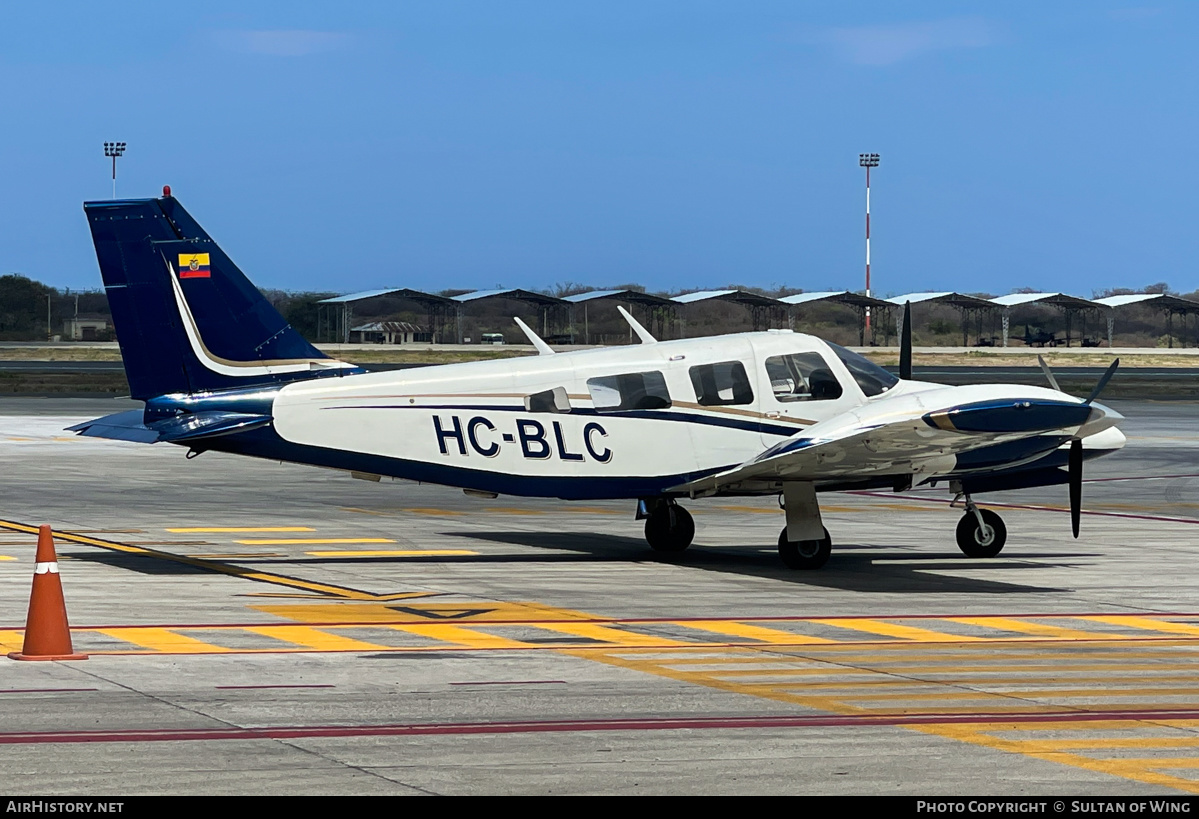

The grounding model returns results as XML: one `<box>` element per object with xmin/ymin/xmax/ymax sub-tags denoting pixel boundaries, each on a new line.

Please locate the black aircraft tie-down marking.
<box><xmin>387</xmin><ymin>606</ymin><xmax>497</xmax><ymax>620</ymax></box>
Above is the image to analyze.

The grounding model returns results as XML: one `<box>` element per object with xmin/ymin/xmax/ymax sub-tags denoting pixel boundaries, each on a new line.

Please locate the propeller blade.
<box><xmin>1085</xmin><ymin>358</ymin><xmax>1120</xmax><ymax>404</ymax></box>
<box><xmin>1069</xmin><ymin>439</ymin><xmax>1082</xmax><ymax>538</ymax></box>
<box><xmin>1037</xmin><ymin>355</ymin><xmax>1061</xmax><ymax>392</ymax></box>
<box><xmin>899</xmin><ymin>301</ymin><xmax>912</xmax><ymax>381</ymax></box>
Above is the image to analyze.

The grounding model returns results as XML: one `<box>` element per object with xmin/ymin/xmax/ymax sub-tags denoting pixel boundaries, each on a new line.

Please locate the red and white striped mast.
<box><xmin>859</xmin><ymin>153</ymin><xmax>880</xmax><ymax>335</ymax></box>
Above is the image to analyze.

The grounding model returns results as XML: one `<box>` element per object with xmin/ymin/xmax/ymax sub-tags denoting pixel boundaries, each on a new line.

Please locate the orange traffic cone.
<box><xmin>7</xmin><ymin>525</ymin><xmax>87</xmax><ymax>661</ymax></box>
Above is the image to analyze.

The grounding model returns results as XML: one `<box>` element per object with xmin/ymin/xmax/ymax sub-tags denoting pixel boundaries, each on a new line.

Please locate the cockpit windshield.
<box><xmin>826</xmin><ymin>342</ymin><xmax>899</xmax><ymax>397</ymax></box>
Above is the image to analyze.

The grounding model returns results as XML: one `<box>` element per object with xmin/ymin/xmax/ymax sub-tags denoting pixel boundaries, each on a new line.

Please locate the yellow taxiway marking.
<box><xmin>562</xmin><ymin>506</ymin><xmax>622</xmax><ymax>515</ymax></box>
<box><xmin>971</xmin><ymin>719</ymin><xmax>1199</xmax><ymax>733</ymax></box>
<box><xmin>947</xmin><ymin>616</ymin><xmax>1118</xmax><ymax>641</ymax></box>
<box><xmin>681</xmin><ymin>620</ymin><xmax>837</xmax><ymax>645</ymax></box>
<box><xmin>999</xmin><ymin>737</ymin><xmax>1199</xmax><ymax>751</ymax></box>
<box><xmin>252</xmin><ymin>601</ymin><xmax>597</xmax><ymax>624</ymax></box>
<box><xmin>191</xmin><ymin>553</ymin><xmax>288</xmax><ymax>559</ymax></box>
<box><xmin>570</xmin><ymin>642</ymin><xmax>1199</xmax><ymax>794</ymax></box>
<box><xmin>236</xmin><ymin>538</ymin><xmax>397</xmax><ymax>545</ymax></box>
<box><xmin>167</xmin><ymin>527</ymin><xmax>316</xmax><ymax>533</ymax></box>
<box><xmin>387</xmin><ymin>624</ymin><xmax>528</xmax><ymax>649</ymax></box>
<box><xmin>530</xmin><ymin>622</ymin><xmax>690</xmax><ymax>647</ymax></box>
<box><xmin>0</xmin><ymin>555</ymin><xmax>15</xmax><ymax>561</ymax></box>
<box><xmin>0</xmin><ymin>631</ymin><xmax>25</xmax><ymax>652</ymax></box>
<box><xmin>809</xmin><ymin>618</ymin><xmax>983</xmax><ymax>642</ymax></box>
<box><xmin>305</xmin><ymin>550</ymin><xmax>477</xmax><ymax>557</ymax></box>
<box><xmin>483</xmin><ymin>507</ymin><xmax>547</xmax><ymax>515</ymax></box>
<box><xmin>403</xmin><ymin>508</ymin><xmax>465</xmax><ymax>516</ymax></box>
<box><xmin>243</xmin><ymin>626</ymin><xmax>388</xmax><ymax>652</ymax></box>
<box><xmin>0</xmin><ymin>518</ymin><xmax>433</xmax><ymax>601</ymax></box>
<box><xmin>1082</xmin><ymin>615</ymin><xmax>1199</xmax><ymax>638</ymax></box>
<box><xmin>914</xmin><ymin>722</ymin><xmax>1199</xmax><ymax>795</ymax></box>
<box><xmin>95</xmin><ymin>628</ymin><xmax>229</xmax><ymax>654</ymax></box>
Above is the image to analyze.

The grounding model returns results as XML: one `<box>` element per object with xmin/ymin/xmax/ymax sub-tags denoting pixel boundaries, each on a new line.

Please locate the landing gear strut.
<box><xmin>954</xmin><ymin>493</ymin><xmax>1007</xmax><ymax>558</ymax></box>
<box><xmin>643</xmin><ymin>500</ymin><xmax>695</xmax><ymax>553</ymax></box>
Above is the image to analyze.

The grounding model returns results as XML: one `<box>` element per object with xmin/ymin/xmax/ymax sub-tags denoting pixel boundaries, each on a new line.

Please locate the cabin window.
<box><xmin>826</xmin><ymin>343</ymin><xmax>899</xmax><ymax>397</ymax></box>
<box><xmin>764</xmin><ymin>353</ymin><xmax>843</xmax><ymax>402</ymax></box>
<box><xmin>689</xmin><ymin>361</ymin><xmax>754</xmax><ymax>406</ymax></box>
<box><xmin>586</xmin><ymin>371</ymin><xmax>672</xmax><ymax>412</ymax></box>
<box><xmin>524</xmin><ymin>387</ymin><xmax>571</xmax><ymax>413</ymax></box>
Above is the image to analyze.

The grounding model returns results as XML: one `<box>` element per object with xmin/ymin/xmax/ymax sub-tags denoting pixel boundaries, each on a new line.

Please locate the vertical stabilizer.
<box><xmin>84</xmin><ymin>193</ymin><xmax>356</xmax><ymax>399</ymax></box>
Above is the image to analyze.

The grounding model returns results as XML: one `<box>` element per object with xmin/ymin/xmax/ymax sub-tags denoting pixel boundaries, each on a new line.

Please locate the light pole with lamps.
<box><xmin>104</xmin><ymin>142</ymin><xmax>126</xmax><ymax>199</ymax></box>
<box><xmin>859</xmin><ymin>153</ymin><xmax>879</xmax><ymax>336</ymax></box>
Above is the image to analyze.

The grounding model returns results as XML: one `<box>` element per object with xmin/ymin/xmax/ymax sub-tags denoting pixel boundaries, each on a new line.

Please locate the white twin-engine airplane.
<box><xmin>74</xmin><ymin>189</ymin><xmax>1126</xmax><ymax>569</ymax></box>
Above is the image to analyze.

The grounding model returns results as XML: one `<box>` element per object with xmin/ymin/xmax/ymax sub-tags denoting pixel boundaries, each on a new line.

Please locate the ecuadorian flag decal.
<box><xmin>178</xmin><ymin>253</ymin><xmax>211</xmax><ymax>279</ymax></box>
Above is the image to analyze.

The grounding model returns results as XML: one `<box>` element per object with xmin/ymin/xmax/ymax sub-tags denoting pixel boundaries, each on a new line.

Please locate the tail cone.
<box><xmin>7</xmin><ymin>526</ymin><xmax>87</xmax><ymax>661</ymax></box>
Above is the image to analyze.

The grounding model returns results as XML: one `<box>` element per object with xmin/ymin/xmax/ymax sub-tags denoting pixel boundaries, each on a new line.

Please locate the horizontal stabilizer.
<box><xmin>69</xmin><ymin>410</ymin><xmax>272</xmax><ymax>444</ymax></box>
<box><xmin>67</xmin><ymin>410</ymin><xmax>159</xmax><ymax>443</ymax></box>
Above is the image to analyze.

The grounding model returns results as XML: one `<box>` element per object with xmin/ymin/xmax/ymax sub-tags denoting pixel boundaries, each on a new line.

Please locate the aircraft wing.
<box><xmin>672</xmin><ymin>393</ymin><xmax>1110</xmax><ymax>496</ymax></box>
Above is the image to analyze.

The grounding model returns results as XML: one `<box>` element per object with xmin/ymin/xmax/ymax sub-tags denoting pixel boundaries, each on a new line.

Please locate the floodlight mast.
<box><xmin>859</xmin><ymin>153</ymin><xmax>879</xmax><ymax>335</ymax></box>
<box><xmin>103</xmin><ymin>142</ymin><xmax>127</xmax><ymax>199</ymax></box>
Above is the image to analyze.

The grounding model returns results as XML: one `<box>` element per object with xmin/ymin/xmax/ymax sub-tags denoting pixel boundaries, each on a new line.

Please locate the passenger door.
<box><xmin>756</xmin><ymin>348</ymin><xmax>859</xmax><ymax>447</ymax></box>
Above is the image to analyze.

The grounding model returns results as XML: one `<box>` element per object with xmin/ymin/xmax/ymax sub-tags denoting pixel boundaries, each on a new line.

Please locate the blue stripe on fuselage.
<box><xmin>196</xmin><ymin>425</ymin><xmax>734</xmax><ymax>499</ymax></box>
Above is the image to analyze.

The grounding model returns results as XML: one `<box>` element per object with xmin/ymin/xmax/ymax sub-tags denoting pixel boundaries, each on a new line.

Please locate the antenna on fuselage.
<box><xmin>616</xmin><ymin>305</ymin><xmax>657</xmax><ymax>344</ymax></box>
<box><xmin>513</xmin><ymin>316</ymin><xmax>555</xmax><ymax>355</ymax></box>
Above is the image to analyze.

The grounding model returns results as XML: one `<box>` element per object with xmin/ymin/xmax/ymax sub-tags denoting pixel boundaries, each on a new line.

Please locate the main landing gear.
<box><xmin>778</xmin><ymin>526</ymin><xmax>832</xmax><ymax>570</ymax></box>
<box><xmin>641</xmin><ymin>499</ymin><xmax>695</xmax><ymax>553</ymax></box>
<box><xmin>777</xmin><ymin>481</ymin><xmax>831</xmax><ymax>570</ymax></box>
<box><xmin>954</xmin><ymin>492</ymin><xmax>1007</xmax><ymax>558</ymax></box>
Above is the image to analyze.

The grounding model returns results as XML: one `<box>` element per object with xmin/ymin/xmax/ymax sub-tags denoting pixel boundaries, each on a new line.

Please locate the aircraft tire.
<box><xmin>955</xmin><ymin>509</ymin><xmax>1007</xmax><ymax>558</ymax></box>
<box><xmin>645</xmin><ymin>505</ymin><xmax>695</xmax><ymax>552</ymax></box>
<box><xmin>778</xmin><ymin>526</ymin><xmax>832</xmax><ymax>570</ymax></box>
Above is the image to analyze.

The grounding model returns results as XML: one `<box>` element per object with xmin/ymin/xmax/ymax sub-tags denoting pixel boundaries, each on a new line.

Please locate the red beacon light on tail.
<box><xmin>163</xmin><ymin>185</ymin><xmax>172</xmax><ymax>197</ymax></box>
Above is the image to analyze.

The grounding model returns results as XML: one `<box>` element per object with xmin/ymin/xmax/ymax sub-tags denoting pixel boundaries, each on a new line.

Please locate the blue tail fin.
<box><xmin>84</xmin><ymin>193</ymin><xmax>356</xmax><ymax>400</ymax></box>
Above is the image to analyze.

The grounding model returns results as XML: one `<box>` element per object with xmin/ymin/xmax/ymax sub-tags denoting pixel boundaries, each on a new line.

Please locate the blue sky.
<box><xmin>0</xmin><ymin>2</ymin><xmax>1194</xmax><ymax>298</ymax></box>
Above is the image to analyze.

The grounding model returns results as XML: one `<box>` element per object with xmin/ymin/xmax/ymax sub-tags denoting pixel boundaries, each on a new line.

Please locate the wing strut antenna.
<box><xmin>617</xmin><ymin>305</ymin><xmax>657</xmax><ymax>344</ymax></box>
<box><xmin>513</xmin><ymin>317</ymin><xmax>554</xmax><ymax>355</ymax></box>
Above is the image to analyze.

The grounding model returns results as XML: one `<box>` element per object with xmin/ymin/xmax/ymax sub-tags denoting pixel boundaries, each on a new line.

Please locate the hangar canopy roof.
<box><xmin>451</xmin><ymin>288</ymin><xmax>565</xmax><ymax>306</ymax></box>
<box><xmin>886</xmin><ymin>291</ymin><xmax>994</xmax><ymax>310</ymax></box>
<box><xmin>563</xmin><ymin>289</ymin><xmax>674</xmax><ymax>306</ymax></box>
<box><xmin>672</xmin><ymin>289</ymin><xmax>780</xmax><ymax>307</ymax></box>
<box><xmin>1093</xmin><ymin>293</ymin><xmax>1199</xmax><ymax>312</ymax></box>
<box><xmin>350</xmin><ymin>321</ymin><xmax>425</xmax><ymax>333</ymax></box>
<box><xmin>318</xmin><ymin>288</ymin><xmax>455</xmax><ymax>306</ymax></box>
<box><xmin>779</xmin><ymin>291</ymin><xmax>891</xmax><ymax>310</ymax></box>
<box><xmin>990</xmin><ymin>292</ymin><xmax>1100</xmax><ymax>309</ymax></box>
